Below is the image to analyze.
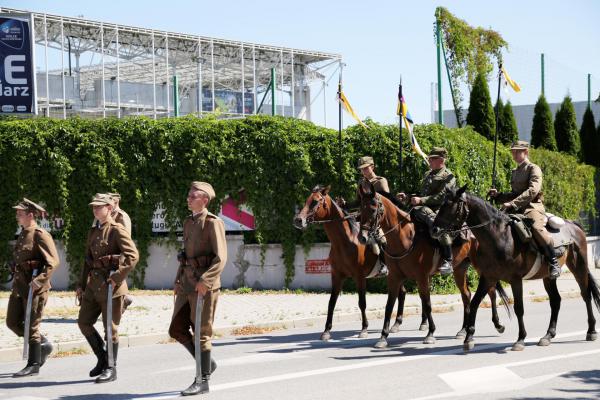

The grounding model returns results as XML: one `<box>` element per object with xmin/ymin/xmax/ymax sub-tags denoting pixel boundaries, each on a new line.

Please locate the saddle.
<box><xmin>510</xmin><ymin>213</ymin><xmax>571</xmax><ymax>257</ymax></box>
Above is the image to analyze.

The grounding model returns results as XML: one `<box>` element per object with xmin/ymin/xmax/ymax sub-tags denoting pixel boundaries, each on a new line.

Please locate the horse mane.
<box><xmin>378</xmin><ymin>193</ymin><xmax>412</xmax><ymax>223</ymax></box>
<box><xmin>329</xmin><ymin>195</ymin><xmax>360</xmax><ymax>236</ymax></box>
<box><xmin>465</xmin><ymin>193</ymin><xmax>510</xmax><ymax>224</ymax></box>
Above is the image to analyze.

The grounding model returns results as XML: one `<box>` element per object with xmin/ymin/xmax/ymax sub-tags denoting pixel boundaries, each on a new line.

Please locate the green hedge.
<box><xmin>0</xmin><ymin>116</ymin><xmax>595</xmax><ymax>289</ymax></box>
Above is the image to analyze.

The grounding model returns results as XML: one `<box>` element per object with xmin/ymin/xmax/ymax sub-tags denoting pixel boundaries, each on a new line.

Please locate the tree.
<box><xmin>554</xmin><ymin>95</ymin><xmax>580</xmax><ymax>157</ymax></box>
<box><xmin>467</xmin><ymin>72</ymin><xmax>496</xmax><ymax>140</ymax></box>
<box><xmin>531</xmin><ymin>95</ymin><xmax>556</xmax><ymax>150</ymax></box>
<box><xmin>494</xmin><ymin>97</ymin><xmax>505</xmax><ymax>142</ymax></box>
<box><xmin>580</xmin><ymin>107</ymin><xmax>597</xmax><ymax>165</ymax></box>
<box><xmin>501</xmin><ymin>101</ymin><xmax>519</xmax><ymax>144</ymax></box>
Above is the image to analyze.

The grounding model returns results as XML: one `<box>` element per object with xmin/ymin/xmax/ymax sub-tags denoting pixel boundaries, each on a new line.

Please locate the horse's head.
<box><xmin>357</xmin><ymin>180</ymin><xmax>383</xmax><ymax>245</ymax></box>
<box><xmin>431</xmin><ymin>184</ymin><xmax>469</xmax><ymax>239</ymax></box>
<box><xmin>293</xmin><ymin>185</ymin><xmax>331</xmax><ymax>230</ymax></box>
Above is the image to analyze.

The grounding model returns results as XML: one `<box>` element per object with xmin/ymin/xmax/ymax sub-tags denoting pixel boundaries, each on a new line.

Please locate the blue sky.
<box><xmin>4</xmin><ymin>0</ymin><xmax>599</xmax><ymax>128</ymax></box>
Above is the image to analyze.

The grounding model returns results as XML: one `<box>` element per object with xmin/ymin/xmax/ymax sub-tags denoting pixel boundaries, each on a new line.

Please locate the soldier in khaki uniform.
<box><xmin>7</xmin><ymin>198</ymin><xmax>60</xmax><ymax>377</ymax></box>
<box><xmin>169</xmin><ymin>181</ymin><xmax>227</xmax><ymax>396</ymax></box>
<box><xmin>76</xmin><ymin>193</ymin><xmax>139</xmax><ymax>383</ymax></box>
<box><xmin>106</xmin><ymin>192</ymin><xmax>134</xmax><ymax>311</ymax></box>
<box><xmin>488</xmin><ymin>140</ymin><xmax>561</xmax><ymax>278</ymax></box>
<box><xmin>397</xmin><ymin>147</ymin><xmax>456</xmax><ymax>275</ymax></box>
<box><xmin>339</xmin><ymin>156</ymin><xmax>391</xmax><ymax>277</ymax></box>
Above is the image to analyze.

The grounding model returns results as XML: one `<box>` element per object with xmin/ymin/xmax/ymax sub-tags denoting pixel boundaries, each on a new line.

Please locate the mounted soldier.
<box><xmin>396</xmin><ymin>147</ymin><xmax>456</xmax><ymax>275</ymax></box>
<box><xmin>488</xmin><ymin>140</ymin><xmax>561</xmax><ymax>279</ymax></box>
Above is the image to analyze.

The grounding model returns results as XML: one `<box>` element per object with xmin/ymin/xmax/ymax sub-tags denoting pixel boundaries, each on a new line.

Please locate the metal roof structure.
<box><xmin>0</xmin><ymin>7</ymin><xmax>342</xmax><ymax>119</ymax></box>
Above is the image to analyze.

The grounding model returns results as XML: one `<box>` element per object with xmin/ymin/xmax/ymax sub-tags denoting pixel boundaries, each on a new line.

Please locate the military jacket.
<box><xmin>79</xmin><ymin>217</ymin><xmax>138</xmax><ymax>298</ymax></box>
<box><xmin>496</xmin><ymin>159</ymin><xmax>545</xmax><ymax>213</ymax></box>
<box><xmin>12</xmin><ymin>225</ymin><xmax>60</xmax><ymax>296</ymax></box>
<box><xmin>419</xmin><ymin>167</ymin><xmax>456</xmax><ymax>209</ymax></box>
<box><xmin>176</xmin><ymin>208</ymin><xmax>227</xmax><ymax>294</ymax></box>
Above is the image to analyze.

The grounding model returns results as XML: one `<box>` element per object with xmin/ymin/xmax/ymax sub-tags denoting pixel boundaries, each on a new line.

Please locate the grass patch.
<box><xmin>230</xmin><ymin>325</ymin><xmax>282</xmax><ymax>336</ymax></box>
<box><xmin>127</xmin><ymin>305</ymin><xmax>150</xmax><ymax>312</ymax></box>
<box><xmin>52</xmin><ymin>348</ymin><xmax>89</xmax><ymax>358</ymax></box>
<box><xmin>44</xmin><ymin>306</ymin><xmax>79</xmax><ymax>319</ymax></box>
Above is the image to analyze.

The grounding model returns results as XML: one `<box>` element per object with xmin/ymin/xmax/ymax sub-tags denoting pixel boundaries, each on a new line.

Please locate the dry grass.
<box><xmin>531</xmin><ymin>295</ymin><xmax>549</xmax><ymax>302</ymax></box>
<box><xmin>157</xmin><ymin>337</ymin><xmax>177</xmax><ymax>344</ymax></box>
<box><xmin>44</xmin><ymin>306</ymin><xmax>79</xmax><ymax>319</ymax></box>
<box><xmin>52</xmin><ymin>348</ymin><xmax>89</xmax><ymax>358</ymax></box>
<box><xmin>230</xmin><ymin>325</ymin><xmax>283</xmax><ymax>336</ymax></box>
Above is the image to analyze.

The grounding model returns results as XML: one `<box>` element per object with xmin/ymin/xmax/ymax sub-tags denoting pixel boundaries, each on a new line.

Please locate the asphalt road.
<box><xmin>1</xmin><ymin>297</ymin><xmax>599</xmax><ymax>400</ymax></box>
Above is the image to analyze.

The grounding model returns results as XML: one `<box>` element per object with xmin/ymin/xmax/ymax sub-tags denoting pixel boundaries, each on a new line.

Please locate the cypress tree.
<box><xmin>580</xmin><ymin>107</ymin><xmax>597</xmax><ymax>165</ymax></box>
<box><xmin>500</xmin><ymin>101</ymin><xmax>519</xmax><ymax>144</ymax></box>
<box><xmin>554</xmin><ymin>95</ymin><xmax>580</xmax><ymax>157</ymax></box>
<box><xmin>467</xmin><ymin>72</ymin><xmax>496</xmax><ymax>140</ymax></box>
<box><xmin>531</xmin><ymin>95</ymin><xmax>556</xmax><ymax>150</ymax></box>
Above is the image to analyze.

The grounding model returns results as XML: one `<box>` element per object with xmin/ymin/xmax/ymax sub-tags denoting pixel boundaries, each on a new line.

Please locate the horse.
<box><xmin>357</xmin><ymin>182</ymin><xmax>508</xmax><ymax>348</ymax></box>
<box><xmin>294</xmin><ymin>185</ymin><xmax>413</xmax><ymax>341</ymax></box>
<box><xmin>431</xmin><ymin>185</ymin><xmax>600</xmax><ymax>352</ymax></box>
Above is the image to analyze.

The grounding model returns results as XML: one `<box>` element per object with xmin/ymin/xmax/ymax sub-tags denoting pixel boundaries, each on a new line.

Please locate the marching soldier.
<box><xmin>7</xmin><ymin>198</ymin><xmax>59</xmax><ymax>377</ymax></box>
<box><xmin>488</xmin><ymin>140</ymin><xmax>561</xmax><ymax>279</ymax></box>
<box><xmin>169</xmin><ymin>182</ymin><xmax>227</xmax><ymax>396</ymax></box>
<box><xmin>338</xmin><ymin>156</ymin><xmax>390</xmax><ymax>277</ymax></box>
<box><xmin>397</xmin><ymin>147</ymin><xmax>456</xmax><ymax>275</ymax></box>
<box><xmin>77</xmin><ymin>193</ymin><xmax>138</xmax><ymax>383</ymax></box>
<box><xmin>107</xmin><ymin>192</ymin><xmax>134</xmax><ymax>311</ymax></box>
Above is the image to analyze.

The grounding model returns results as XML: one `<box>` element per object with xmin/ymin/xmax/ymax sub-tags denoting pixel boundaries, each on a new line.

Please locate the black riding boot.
<box><xmin>40</xmin><ymin>335</ymin><xmax>53</xmax><ymax>366</ymax></box>
<box><xmin>546</xmin><ymin>246</ymin><xmax>561</xmax><ymax>279</ymax></box>
<box><xmin>182</xmin><ymin>341</ymin><xmax>217</xmax><ymax>373</ymax></box>
<box><xmin>439</xmin><ymin>244</ymin><xmax>453</xmax><ymax>275</ymax></box>
<box><xmin>85</xmin><ymin>330</ymin><xmax>107</xmax><ymax>377</ymax></box>
<box><xmin>13</xmin><ymin>342</ymin><xmax>41</xmax><ymax>377</ymax></box>
<box><xmin>95</xmin><ymin>342</ymin><xmax>118</xmax><ymax>383</ymax></box>
<box><xmin>181</xmin><ymin>350</ymin><xmax>212</xmax><ymax>396</ymax></box>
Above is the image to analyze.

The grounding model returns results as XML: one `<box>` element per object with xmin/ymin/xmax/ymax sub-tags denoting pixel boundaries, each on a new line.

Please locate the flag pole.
<box><xmin>337</xmin><ymin>63</ymin><xmax>343</xmax><ymax>190</ymax></box>
<box><xmin>491</xmin><ymin>62</ymin><xmax>502</xmax><ymax>189</ymax></box>
<box><xmin>398</xmin><ymin>75</ymin><xmax>403</xmax><ymax>187</ymax></box>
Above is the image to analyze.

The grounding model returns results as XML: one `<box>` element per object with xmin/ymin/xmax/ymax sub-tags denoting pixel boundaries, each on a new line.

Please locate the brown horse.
<box><xmin>432</xmin><ymin>186</ymin><xmax>600</xmax><ymax>352</ymax></box>
<box><xmin>357</xmin><ymin>182</ymin><xmax>509</xmax><ymax>348</ymax></box>
<box><xmin>294</xmin><ymin>185</ymin><xmax>413</xmax><ymax>341</ymax></box>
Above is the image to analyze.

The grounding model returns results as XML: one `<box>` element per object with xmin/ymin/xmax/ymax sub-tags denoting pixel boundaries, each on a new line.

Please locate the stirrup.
<box><xmin>438</xmin><ymin>261</ymin><xmax>453</xmax><ymax>276</ymax></box>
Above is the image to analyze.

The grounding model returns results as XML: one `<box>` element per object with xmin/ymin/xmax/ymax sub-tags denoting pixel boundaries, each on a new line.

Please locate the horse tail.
<box><xmin>495</xmin><ymin>282</ymin><xmax>513</xmax><ymax>320</ymax></box>
<box><xmin>588</xmin><ymin>273</ymin><xmax>600</xmax><ymax>313</ymax></box>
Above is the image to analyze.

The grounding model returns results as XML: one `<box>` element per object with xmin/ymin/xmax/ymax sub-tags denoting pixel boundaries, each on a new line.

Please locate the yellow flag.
<box><xmin>339</xmin><ymin>90</ymin><xmax>369</xmax><ymax>129</ymax></box>
<box><xmin>501</xmin><ymin>66</ymin><xmax>521</xmax><ymax>92</ymax></box>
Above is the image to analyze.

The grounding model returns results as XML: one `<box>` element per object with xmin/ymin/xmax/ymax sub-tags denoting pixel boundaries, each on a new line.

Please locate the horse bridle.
<box><xmin>304</xmin><ymin>193</ymin><xmax>358</xmax><ymax>225</ymax></box>
<box><xmin>360</xmin><ymin>193</ymin><xmax>386</xmax><ymax>242</ymax></box>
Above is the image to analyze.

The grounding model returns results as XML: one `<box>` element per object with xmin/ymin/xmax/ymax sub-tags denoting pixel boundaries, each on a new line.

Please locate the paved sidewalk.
<box><xmin>0</xmin><ymin>269</ymin><xmax>597</xmax><ymax>362</ymax></box>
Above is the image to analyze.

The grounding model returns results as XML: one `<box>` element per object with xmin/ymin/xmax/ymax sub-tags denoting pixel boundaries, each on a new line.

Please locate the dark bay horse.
<box><xmin>358</xmin><ymin>182</ymin><xmax>508</xmax><ymax>348</ymax></box>
<box><xmin>432</xmin><ymin>185</ymin><xmax>600</xmax><ymax>352</ymax></box>
<box><xmin>294</xmin><ymin>185</ymin><xmax>411</xmax><ymax>341</ymax></box>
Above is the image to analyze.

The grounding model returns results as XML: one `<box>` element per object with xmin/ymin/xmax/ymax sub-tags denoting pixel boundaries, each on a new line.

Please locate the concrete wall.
<box><xmin>3</xmin><ymin>236</ymin><xmax>599</xmax><ymax>291</ymax></box>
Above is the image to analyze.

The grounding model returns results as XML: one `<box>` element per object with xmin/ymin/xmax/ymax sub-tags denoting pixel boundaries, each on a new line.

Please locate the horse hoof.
<box><xmin>374</xmin><ymin>339</ymin><xmax>388</xmax><ymax>349</ymax></box>
<box><xmin>419</xmin><ymin>323</ymin><xmax>428</xmax><ymax>331</ymax></box>
<box><xmin>358</xmin><ymin>330</ymin><xmax>369</xmax><ymax>339</ymax></box>
<box><xmin>512</xmin><ymin>342</ymin><xmax>525</xmax><ymax>351</ymax></box>
<box><xmin>586</xmin><ymin>332</ymin><xmax>597</xmax><ymax>341</ymax></box>
<box><xmin>423</xmin><ymin>336</ymin><xmax>436</xmax><ymax>345</ymax></box>
<box><xmin>455</xmin><ymin>329</ymin><xmax>467</xmax><ymax>340</ymax></box>
<box><xmin>496</xmin><ymin>325</ymin><xmax>506</xmax><ymax>334</ymax></box>
<box><xmin>390</xmin><ymin>323</ymin><xmax>401</xmax><ymax>334</ymax></box>
<box><xmin>537</xmin><ymin>338</ymin><xmax>551</xmax><ymax>347</ymax></box>
<box><xmin>463</xmin><ymin>340</ymin><xmax>474</xmax><ymax>352</ymax></box>
<box><xmin>320</xmin><ymin>332</ymin><xmax>331</xmax><ymax>341</ymax></box>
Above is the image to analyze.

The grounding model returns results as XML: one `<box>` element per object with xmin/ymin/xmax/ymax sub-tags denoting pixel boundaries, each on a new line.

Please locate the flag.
<box><xmin>501</xmin><ymin>66</ymin><xmax>521</xmax><ymax>92</ymax></box>
<box><xmin>397</xmin><ymin>93</ymin><xmax>428</xmax><ymax>162</ymax></box>
<box><xmin>338</xmin><ymin>85</ymin><xmax>369</xmax><ymax>129</ymax></box>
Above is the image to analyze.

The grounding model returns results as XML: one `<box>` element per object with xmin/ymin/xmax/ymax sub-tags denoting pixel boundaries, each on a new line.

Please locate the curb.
<box><xmin>0</xmin><ymin>289</ymin><xmax>583</xmax><ymax>363</ymax></box>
